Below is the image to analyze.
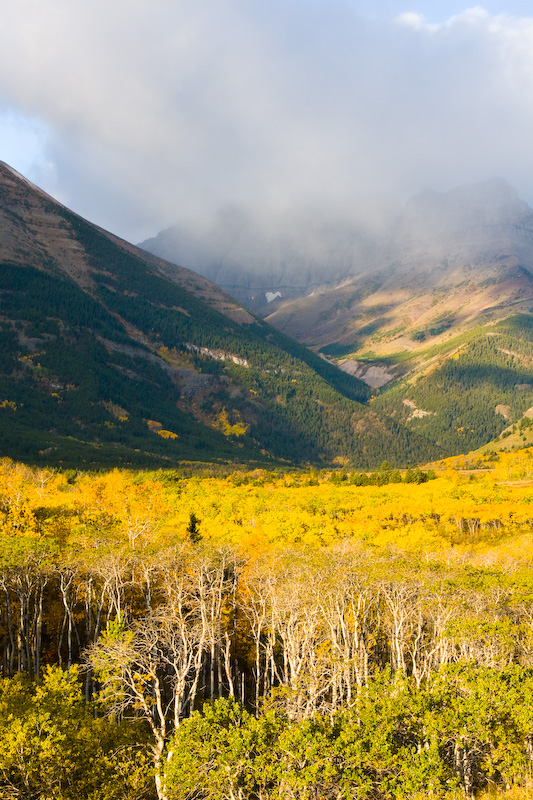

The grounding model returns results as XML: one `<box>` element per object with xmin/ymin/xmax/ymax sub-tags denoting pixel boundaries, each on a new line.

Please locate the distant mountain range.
<box><xmin>0</xmin><ymin>161</ymin><xmax>434</xmax><ymax>469</ymax></box>
<box><xmin>141</xmin><ymin>178</ymin><xmax>533</xmax><ymax>458</ymax></box>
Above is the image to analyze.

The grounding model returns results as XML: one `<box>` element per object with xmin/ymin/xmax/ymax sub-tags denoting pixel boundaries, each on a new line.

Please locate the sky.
<box><xmin>0</xmin><ymin>1</ymin><xmax>533</xmax><ymax>242</ymax></box>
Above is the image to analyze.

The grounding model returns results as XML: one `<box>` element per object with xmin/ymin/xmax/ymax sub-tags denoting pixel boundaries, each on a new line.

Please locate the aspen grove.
<box><xmin>2</xmin><ymin>454</ymin><xmax>533</xmax><ymax>798</ymax></box>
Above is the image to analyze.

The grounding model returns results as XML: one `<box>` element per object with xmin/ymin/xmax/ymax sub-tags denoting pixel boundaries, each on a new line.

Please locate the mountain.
<box><xmin>140</xmin><ymin>178</ymin><xmax>533</xmax><ymax>458</ymax></box>
<box><xmin>266</xmin><ymin>178</ymin><xmax>533</xmax><ymax>352</ymax></box>
<box><xmin>139</xmin><ymin>179</ymin><xmax>533</xmax><ymax>320</ymax></box>
<box><xmin>0</xmin><ymin>161</ymin><xmax>433</xmax><ymax>469</ymax></box>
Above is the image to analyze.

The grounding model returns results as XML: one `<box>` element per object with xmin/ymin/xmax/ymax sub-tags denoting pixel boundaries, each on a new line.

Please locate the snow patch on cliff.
<box><xmin>265</xmin><ymin>291</ymin><xmax>282</xmax><ymax>303</ymax></box>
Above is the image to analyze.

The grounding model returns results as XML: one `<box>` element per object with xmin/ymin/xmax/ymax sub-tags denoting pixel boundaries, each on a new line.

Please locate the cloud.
<box><xmin>0</xmin><ymin>2</ymin><xmax>532</xmax><ymax>240</ymax></box>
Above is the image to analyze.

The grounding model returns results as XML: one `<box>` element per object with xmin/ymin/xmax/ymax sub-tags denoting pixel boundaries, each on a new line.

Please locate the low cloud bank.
<box><xmin>0</xmin><ymin>2</ymin><xmax>532</xmax><ymax>241</ymax></box>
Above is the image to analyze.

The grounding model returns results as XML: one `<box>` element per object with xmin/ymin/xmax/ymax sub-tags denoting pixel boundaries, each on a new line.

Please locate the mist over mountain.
<box><xmin>140</xmin><ymin>178</ymin><xmax>533</xmax><ymax>319</ymax></box>
<box><xmin>265</xmin><ymin>178</ymin><xmax>533</xmax><ymax>351</ymax></box>
<box><xmin>396</xmin><ymin>178</ymin><xmax>533</xmax><ymax>271</ymax></box>
<box><xmin>139</xmin><ymin>203</ymin><xmax>389</xmax><ymax>315</ymax></box>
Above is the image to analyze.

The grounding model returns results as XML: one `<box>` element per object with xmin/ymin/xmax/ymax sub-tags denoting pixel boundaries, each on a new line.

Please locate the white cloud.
<box><xmin>396</xmin><ymin>11</ymin><xmax>440</xmax><ymax>30</ymax></box>
<box><xmin>0</xmin><ymin>2</ymin><xmax>532</xmax><ymax>240</ymax></box>
<box><xmin>397</xmin><ymin>5</ymin><xmax>490</xmax><ymax>30</ymax></box>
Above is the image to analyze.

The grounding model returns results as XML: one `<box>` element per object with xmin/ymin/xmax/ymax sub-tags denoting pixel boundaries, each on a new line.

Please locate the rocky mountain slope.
<box><xmin>266</xmin><ymin>179</ymin><xmax>533</xmax><ymax>355</ymax></box>
<box><xmin>0</xmin><ymin>162</ymin><xmax>434</xmax><ymax>469</ymax></box>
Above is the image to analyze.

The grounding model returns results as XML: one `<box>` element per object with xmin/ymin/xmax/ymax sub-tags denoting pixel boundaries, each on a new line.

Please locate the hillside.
<box><xmin>361</xmin><ymin>315</ymin><xmax>533</xmax><ymax>457</ymax></box>
<box><xmin>0</xmin><ymin>161</ymin><xmax>434</xmax><ymax>469</ymax></box>
<box><xmin>265</xmin><ymin>179</ymin><xmax>533</xmax><ymax>352</ymax></box>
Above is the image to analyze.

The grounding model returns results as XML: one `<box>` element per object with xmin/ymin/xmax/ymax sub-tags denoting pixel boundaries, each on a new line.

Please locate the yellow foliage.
<box><xmin>157</xmin><ymin>430</ymin><xmax>179</xmax><ymax>440</ymax></box>
<box><xmin>146</xmin><ymin>419</ymin><xmax>162</xmax><ymax>432</ymax></box>
<box><xmin>215</xmin><ymin>407</ymin><xmax>248</xmax><ymax>437</ymax></box>
<box><xmin>0</xmin><ymin>453</ymin><xmax>532</xmax><ymax>572</ymax></box>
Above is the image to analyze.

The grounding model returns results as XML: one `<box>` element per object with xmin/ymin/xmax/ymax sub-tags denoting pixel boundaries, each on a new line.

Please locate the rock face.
<box><xmin>338</xmin><ymin>361</ymin><xmax>397</xmax><ymax>389</ymax></box>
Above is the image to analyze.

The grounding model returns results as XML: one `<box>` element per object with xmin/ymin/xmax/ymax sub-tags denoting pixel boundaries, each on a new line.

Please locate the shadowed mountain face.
<box><xmin>0</xmin><ymin>161</ymin><xmax>437</xmax><ymax>469</ymax></box>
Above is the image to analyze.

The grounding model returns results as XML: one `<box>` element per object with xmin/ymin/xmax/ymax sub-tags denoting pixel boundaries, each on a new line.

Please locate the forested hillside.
<box><xmin>372</xmin><ymin>315</ymin><xmax>533</xmax><ymax>456</ymax></box>
<box><xmin>2</xmin><ymin>453</ymin><xmax>533</xmax><ymax>798</ymax></box>
<box><xmin>6</xmin><ymin>162</ymin><xmax>533</xmax><ymax>468</ymax></box>
<box><xmin>0</xmin><ymin>161</ymin><xmax>436</xmax><ymax>469</ymax></box>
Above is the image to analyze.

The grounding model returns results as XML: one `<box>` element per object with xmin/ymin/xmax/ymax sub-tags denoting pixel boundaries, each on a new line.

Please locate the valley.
<box><xmin>3</xmin><ymin>162</ymin><xmax>533</xmax><ymax>470</ymax></box>
<box><xmin>4</xmin><ymin>1</ymin><xmax>533</xmax><ymax>797</ymax></box>
<box><xmin>3</xmin><ymin>163</ymin><xmax>533</xmax><ymax>800</ymax></box>
<box><xmin>0</xmin><ymin>161</ymin><xmax>431</xmax><ymax>470</ymax></box>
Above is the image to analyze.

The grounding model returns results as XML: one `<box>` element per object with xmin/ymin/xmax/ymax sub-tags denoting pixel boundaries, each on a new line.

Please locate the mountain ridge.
<box><xmin>0</xmin><ymin>161</ymin><xmax>435</xmax><ymax>469</ymax></box>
